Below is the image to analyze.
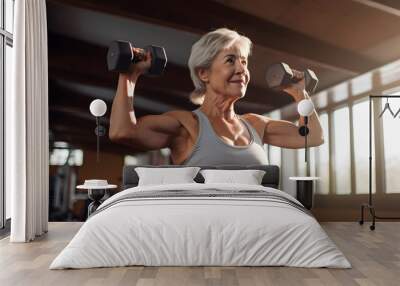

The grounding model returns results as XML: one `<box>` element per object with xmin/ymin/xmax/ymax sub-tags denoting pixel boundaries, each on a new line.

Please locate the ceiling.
<box><xmin>46</xmin><ymin>0</ymin><xmax>400</xmax><ymax>155</ymax></box>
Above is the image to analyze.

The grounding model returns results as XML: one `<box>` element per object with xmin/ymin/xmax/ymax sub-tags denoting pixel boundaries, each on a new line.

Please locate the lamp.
<box><xmin>79</xmin><ymin>100</ymin><xmax>116</xmax><ymax>218</ymax></box>
<box><xmin>297</xmin><ymin>98</ymin><xmax>314</xmax><ymax>176</ymax></box>
<box><xmin>289</xmin><ymin>98</ymin><xmax>317</xmax><ymax>210</ymax></box>
<box><xmin>89</xmin><ymin>99</ymin><xmax>107</xmax><ymax>162</ymax></box>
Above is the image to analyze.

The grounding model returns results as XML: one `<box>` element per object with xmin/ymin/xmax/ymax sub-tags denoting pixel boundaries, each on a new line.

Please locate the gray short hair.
<box><xmin>188</xmin><ymin>28</ymin><xmax>252</xmax><ymax>105</ymax></box>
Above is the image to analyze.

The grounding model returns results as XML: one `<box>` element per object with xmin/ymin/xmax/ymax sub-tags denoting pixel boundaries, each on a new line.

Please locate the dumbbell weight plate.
<box><xmin>304</xmin><ymin>69</ymin><xmax>318</xmax><ymax>94</ymax></box>
<box><xmin>144</xmin><ymin>45</ymin><xmax>168</xmax><ymax>76</ymax></box>
<box><xmin>266</xmin><ymin>62</ymin><xmax>294</xmax><ymax>89</ymax></box>
<box><xmin>107</xmin><ymin>41</ymin><xmax>133</xmax><ymax>72</ymax></box>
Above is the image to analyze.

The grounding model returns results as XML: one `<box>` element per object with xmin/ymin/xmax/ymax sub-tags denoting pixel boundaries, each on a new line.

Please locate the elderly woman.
<box><xmin>109</xmin><ymin>28</ymin><xmax>324</xmax><ymax>165</ymax></box>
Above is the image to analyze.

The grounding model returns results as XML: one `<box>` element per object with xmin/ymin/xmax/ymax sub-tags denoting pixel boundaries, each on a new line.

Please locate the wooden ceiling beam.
<box><xmin>48</xmin><ymin>0</ymin><xmax>381</xmax><ymax>73</ymax></box>
<box><xmin>353</xmin><ymin>0</ymin><xmax>400</xmax><ymax>17</ymax></box>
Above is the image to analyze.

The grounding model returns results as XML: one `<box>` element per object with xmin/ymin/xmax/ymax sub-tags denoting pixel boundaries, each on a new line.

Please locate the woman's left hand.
<box><xmin>282</xmin><ymin>78</ymin><xmax>309</xmax><ymax>101</ymax></box>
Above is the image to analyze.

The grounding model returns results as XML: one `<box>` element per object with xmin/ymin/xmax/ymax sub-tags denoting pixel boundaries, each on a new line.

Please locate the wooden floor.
<box><xmin>0</xmin><ymin>222</ymin><xmax>399</xmax><ymax>286</ymax></box>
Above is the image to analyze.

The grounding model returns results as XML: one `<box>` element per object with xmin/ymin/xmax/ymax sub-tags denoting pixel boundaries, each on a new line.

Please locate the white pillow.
<box><xmin>200</xmin><ymin>169</ymin><xmax>266</xmax><ymax>185</ymax></box>
<box><xmin>135</xmin><ymin>167</ymin><xmax>201</xmax><ymax>186</ymax></box>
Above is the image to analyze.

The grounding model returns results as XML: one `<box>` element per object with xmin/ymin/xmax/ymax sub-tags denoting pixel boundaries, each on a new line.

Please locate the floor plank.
<box><xmin>0</xmin><ymin>222</ymin><xmax>399</xmax><ymax>286</ymax></box>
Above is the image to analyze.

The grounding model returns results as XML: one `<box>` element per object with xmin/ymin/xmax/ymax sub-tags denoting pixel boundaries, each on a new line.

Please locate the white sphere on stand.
<box><xmin>297</xmin><ymin>99</ymin><xmax>314</xmax><ymax>116</ymax></box>
<box><xmin>89</xmin><ymin>99</ymin><xmax>107</xmax><ymax>117</ymax></box>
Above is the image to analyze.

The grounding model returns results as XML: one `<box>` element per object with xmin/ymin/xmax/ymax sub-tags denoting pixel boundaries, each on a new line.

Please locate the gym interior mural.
<box><xmin>45</xmin><ymin>1</ymin><xmax>400</xmax><ymax>222</ymax></box>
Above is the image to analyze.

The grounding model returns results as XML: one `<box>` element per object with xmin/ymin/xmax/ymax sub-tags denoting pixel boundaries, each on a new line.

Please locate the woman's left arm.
<box><xmin>249</xmin><ymin>83</ymin><xmax>324</xmax><ymax>149</ymax></box>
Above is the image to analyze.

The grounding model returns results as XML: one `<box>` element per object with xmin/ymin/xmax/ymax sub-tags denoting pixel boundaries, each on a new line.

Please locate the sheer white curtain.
<box><xmin>7</xmin><ymin>0</ymin><xmax>49</xmax><ymax>242</ymax></box>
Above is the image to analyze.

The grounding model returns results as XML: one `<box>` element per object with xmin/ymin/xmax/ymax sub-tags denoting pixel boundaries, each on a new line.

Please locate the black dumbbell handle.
<box><xmin>291</xmin><ymin>69</ymin><xmax>305</xmax><ymax>82</ymax></box>
<box><xmin>131</xmin><ymin>47</ymin><xmax>147</xmax><ymax>64</ymax></box>
<box><xmin>287</xmin><ymin>68</ymin><xmax>319</xmax><ymax>93</ymax></box>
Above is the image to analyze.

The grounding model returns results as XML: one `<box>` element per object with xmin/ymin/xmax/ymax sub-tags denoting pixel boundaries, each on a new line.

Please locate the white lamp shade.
<box><xmin>89</xmin><ymin>99</ymin><xmax>107</xmax><ymax>117</ymax></box>
<box><xmin>297</xmin><ymin>99</ymin><xmax>314</xmax><ymax>116</ymax></box>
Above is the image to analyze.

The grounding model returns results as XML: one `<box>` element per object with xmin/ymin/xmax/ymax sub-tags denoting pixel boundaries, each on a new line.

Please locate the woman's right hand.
<box><xmin>125</xmin><ymin>47</ymin><xmax>152</xmax><ymax>79</ymax></box>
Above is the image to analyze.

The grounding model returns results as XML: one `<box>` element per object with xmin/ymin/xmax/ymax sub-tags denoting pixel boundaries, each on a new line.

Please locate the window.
<box><xmin>381</xmin><ymin>95</ymin><xmax>400</xmax><ymax>193</ymax></box>
<box><xmin>268</xmin><ymin>145</ymin><xmax>281</xmax><ymax>168</ymax></box>
<box><xmin>353</xmin><ymin>100</ymin><xmax>376</xmax><ymax>194</ymax></box>
<box><xmin>5</xmin><ymin>0</ymin><xmax>13</xmax><ymax>34</ymax></box>
<box><xmin>124</xmin><ymin>153</ymin><xmax>152</xmax><ymax>165</ymax></box>
<box><xmin>295</xmin><ymin>120</ymin><xmax>307</xmax><ymax>176</ymax></box>
<box><xmin>332</xmin><ymin>82</ymin><xmax>349</xmax><ymax>103</ymax></box>
<box><xmin>50</xmin><ymin>148</ymin><xmax>84</xmax><ymax>166</ymax></box>
<box><xmin>124</xmin><ymin>155</ymin><xmax>138</xmax><ymax>166</ymax></box>
<box><xmin>1</xmin><ymin>0</ymin><xmax>14</xmax><ymax>229</ymax></box>
<box><xmin>266</xmin><ymin>109</ymin><xmax>281</xmax><ymax>168</ymax></box>
<box><xmin>351</xmin><ymin>73</ymin><xmax>372</xmax><ymax>96</ymax></box>
<box><xmin>315</xmin><ymin>113</ymin><xmax>329</xmax><ymax>194</ymax></box>
<box><xmin>296</xmin><ymin>148</ymin><xmax>306</xmax><ymax>176</ymax></box>
<box><xmin>332</xmin><ymin>107</ymin><xmax>351</xmax><ymax>195</ymax></box>
<box><xmin>379</xmin><ymin>60</ymin><xmax>400</xmax><ymax>86</ymax></box>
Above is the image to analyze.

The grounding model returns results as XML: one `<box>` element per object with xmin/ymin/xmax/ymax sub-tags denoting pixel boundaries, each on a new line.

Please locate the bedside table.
<box><xmin>77</xmin><ymin>180</ymin><xmax>117</xmax><ymax>217</ymax></box>
<box><xmin>289</xmin><ymin>177</ymin><xmax>319</xmax><ymax>210</ymax></box>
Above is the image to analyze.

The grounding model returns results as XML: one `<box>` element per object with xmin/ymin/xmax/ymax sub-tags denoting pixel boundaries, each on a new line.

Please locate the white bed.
<box><xmin>50</xmin><ymin>183</ymin><xmax>351</xmax><ymax>269</ymax></box>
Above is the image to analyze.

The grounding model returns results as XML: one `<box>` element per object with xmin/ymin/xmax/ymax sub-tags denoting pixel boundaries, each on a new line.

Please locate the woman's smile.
<box><xmin>229</xmin><ymin>79</ymin><xmax>246</xmax><ymax>86</ymax></box>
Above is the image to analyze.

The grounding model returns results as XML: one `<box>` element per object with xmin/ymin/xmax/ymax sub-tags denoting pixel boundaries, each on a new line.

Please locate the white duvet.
<box><xmin>50</xmin><ymin>183</ymin><xmax>351</xmax><ymax>269</ymax></box>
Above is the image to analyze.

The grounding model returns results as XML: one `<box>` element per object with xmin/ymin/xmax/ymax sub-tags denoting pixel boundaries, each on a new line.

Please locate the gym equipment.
<box><xmin>266</xmin><ymin>62</ymin><xmax>319</xmax><ymax>94</ymax></box>
<box><xmin>107</xmin><ymin>40</ymin><xmax>167</xmax><ymax>76</ymax></box>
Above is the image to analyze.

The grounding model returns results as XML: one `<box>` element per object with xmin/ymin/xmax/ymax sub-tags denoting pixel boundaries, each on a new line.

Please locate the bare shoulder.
<box><xmin>241</xmin><ymin>113</ymin><xmax>271</xmax><ymax>139</ymax></box>
<box><xmin>241</xmin><ymin>113</ymin><xmax>271</xmax><ymax>125</ymax></box>
<box><xmin>163</xmin><ymin>109</ymin><xmax>198</xmax><ymax>137</ymax></box>
<box><xmin>165</xmin><ymin>110</ymin><xmax>194</xmax><ymax>119</ymax></box>
<box><xmin>164</xmin><ymin>110</ymin><xmax>196</xmax><ymax>129</ymax></box>
<box><xmin>165</xmin><ymin>110</ymin><xmax>198</xmax><ymax>163</ymax></box>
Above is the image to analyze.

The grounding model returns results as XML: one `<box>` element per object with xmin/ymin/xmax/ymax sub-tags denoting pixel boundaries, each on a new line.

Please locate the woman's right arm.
<box><xmin>109</xmin><ymin>55</ymin><xmax>182</xmax><ymax>151</ymax></box>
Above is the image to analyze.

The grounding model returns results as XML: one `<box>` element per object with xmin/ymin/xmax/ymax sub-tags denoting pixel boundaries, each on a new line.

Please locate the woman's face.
<box><xmin>200</xmin><ymin>45</ymin><xmax>250</xmax><ymax>100</ymax></box>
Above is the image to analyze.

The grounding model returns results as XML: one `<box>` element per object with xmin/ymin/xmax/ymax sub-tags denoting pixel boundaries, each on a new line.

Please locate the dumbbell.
<box><xmin>107</xmin><ymin>40</ymin><xmax>167</xmax><ymax>76</ymax></box>
<box><xmin>266</xmin><ymin>62</ymin><xmax>318</xmax><ymax>94</ymax></box>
